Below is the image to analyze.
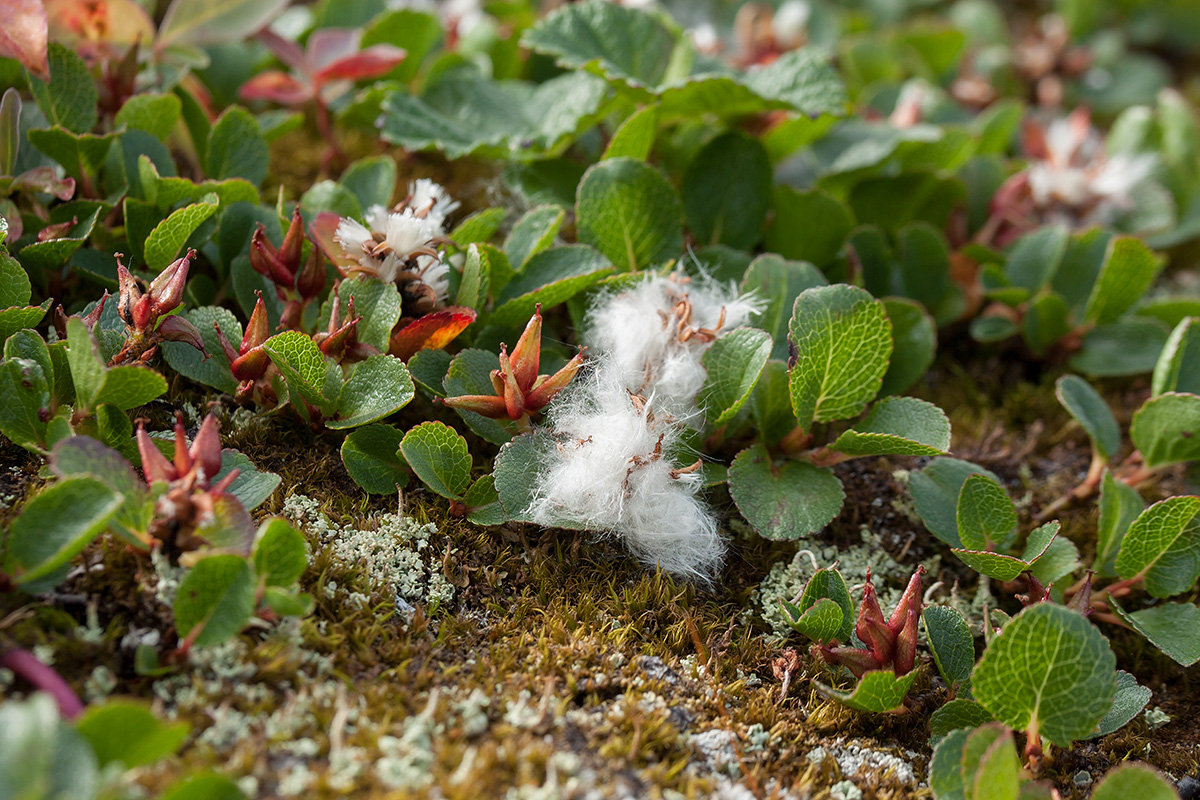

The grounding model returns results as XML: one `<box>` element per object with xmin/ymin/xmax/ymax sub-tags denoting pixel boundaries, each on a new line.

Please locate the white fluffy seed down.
<box><xmin>526</xmin><ymin>273</ymin><xmax>758</xmax><ymax>579</ymax></box>
<box><xmin>584</xmin><ymin>273</ymin><xmax>760</xmax><ymax>424</ymax></box>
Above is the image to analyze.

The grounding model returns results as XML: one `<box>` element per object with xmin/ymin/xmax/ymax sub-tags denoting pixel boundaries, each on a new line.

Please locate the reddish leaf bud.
<box><xmin>439</xmin><ymin>394</ymin><xmax>510</xmax><ymax>419</ymax></box>
<box><xmin>296</xmin><ymin>244</ymin><xmax>326</xmax><ymax>300</ymax></box>
<box><xmin>524</xmin><ymin>350</ymin><xmax>586</xmax><ymax>413</ymax></box>
<box><xmin>190</xmin><ymin>414</ymin><xmax>224</xmax><ymax>485</ymax></box>
<box><xmin>509</xmin><ymin>305</ymin><xmax>542</xmax><ymax>394</ymax></box>
<box><xmin>855</xmin><ymin>573</ymin><xmax>894</xmax><ymax>667</ymax></box>
<box><xmin>136</xmin><ymin>422</ymin><xmax>176</xmax><ymax>484</ymax></box>
<box><xmin>147</xmin><ymin>250</ymin><xmax>193</xmax><ymax>316</ymax></box>
<box><xmin>172</xmin><ymin>412</ymin><xmax>191</xmax><ymax>477</ymax></box>
<box><xmin>242</xmin><ymin>293</ymin><xmax>271</xmax><ymax>353</ymax></box>
<box><xmin>156</xmin><ymin>315</ymin><xmax>207</xmax><ymax>356</ymax></box>
<box><xmin>893</xmin><ymin>604</ymin><xmax>919</xmax><ymax>676</ymax></box>
<box><xmin>279</xmin><ymin>206</ymin><xmax>305</xmax><ymax>272</ymax></box>
<box><xmin>498</xmin><ymin>345</ymin><xmax>524</xmax><ymax>420</ymax></box>
<box><xmin>887</xmin><ymin>565</ymin><xmax>925</xmax><ymax>636</ymax></box>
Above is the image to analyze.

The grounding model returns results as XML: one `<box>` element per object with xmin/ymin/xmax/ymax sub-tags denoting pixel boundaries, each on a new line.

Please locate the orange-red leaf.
<box><xmin>389</xmin><ymin>307</ymin><xmax>477</xmax><ymax>362</ymax></box>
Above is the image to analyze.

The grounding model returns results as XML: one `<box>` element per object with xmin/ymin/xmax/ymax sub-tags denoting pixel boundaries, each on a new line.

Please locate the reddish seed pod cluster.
<box><xmin>136</xmin><ymin>412</ymin><xmax>248</xmax><ymax>560</ymax></box>
<box><xmin>439</xmin><ymin>305</ymin><xmax>585</xmax><ymax>421</ymax></box>
<box><xmin>107</xmin><ymin>250</ymin><xmax>207</xmax><ymax>366</ymax></box>
<box><xmin>814</xmin><ymin>566</ymin><xmax>925</xmax><ymax>678</ymax></box>
<box><xmin>249</xmin><ymin>207</ymin><xmax>326</xmax><ymax>330</ymax></box>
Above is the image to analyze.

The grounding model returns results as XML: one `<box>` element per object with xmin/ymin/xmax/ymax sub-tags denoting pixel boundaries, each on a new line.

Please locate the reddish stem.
<box><xmin>0</xmin><ymin>648</ymin><xmax>85</xmax><ymax>718</ymax></box>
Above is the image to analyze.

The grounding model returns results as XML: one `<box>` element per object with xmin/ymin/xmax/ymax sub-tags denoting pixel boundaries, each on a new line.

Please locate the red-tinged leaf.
<box><xmin>239</xmin><ymin>70</ymin><xmax>310</xmax><ymax>106</ymax></box>
<box><xmin>44</xmin><ymin>0</ymin><xmax>155</xmax><ymax>60</ymax></box>
<box><xmin>389</xmin><ymin>307</ymin><xmax>477</xmax><ymax>362</ymax></box>
<box><xmin>156</xmin><ymin>315</ymin><xmax>207</xmax><ymax>355</ymax></box>
<box><xmin>0</xmin><ymin>0</ymin><xmax>49</xmax><ymax>81</ymax></box>
<box><xmin>307</xmin><ymin>28</ymin><xmax>361</xmax><ymax>71</ymax></box>
<box><xmin>10</xmin><ymin>167</ymin><xmax>75</xmax><ymax>200</ymax></box>
<box><xmin>255</xmin><ymin>27</ymin><xmax>308</xmax><ymax>74</ymax></box>
<box><xmin>309</xmin><ymin>211</ymin><xmax>358</xmax><ymax>268</ymax></box>
<box><xmin>313</xmin><ymin>45</ymin><xmax>406</xmax><ymax>84</ymax></box>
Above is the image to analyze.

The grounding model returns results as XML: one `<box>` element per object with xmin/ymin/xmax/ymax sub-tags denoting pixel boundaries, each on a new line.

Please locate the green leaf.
<box><xmin>1110</xmin><ymin>599</ymin><xmax>1200</xmax><ymax>667</ymax></box>
<box><xmin>1022</xmin><ymin>293</ymin><xmax>1071</xmax><ymax>356</ymax></box>
<box><xmin>25</xmin><ymin>128</ymin><xmax>116</xmax><ymax>181</ymax></box>
<box><xmin>408</xmin><ymin>348</ymin><xmax>451</xmax><ymax>399</ymax></box>
<box><xmin>521</xmin><ymin>0</ymin><xmax>676</xmax><ymax>93</ymax></box>
<box><xmin>455</xmin><ymin>245</ymin><xmax>490</xmax><ymax>311</ymax></box>
<box><xmin>728</xmin><ymin>443</ymin><xmax>844</xmax><ymax>540</ymax></box>
<box><xmin>492</xmin><ymin>431</ymin><xmax>558</xmax><ymax>525</ymax></box>
<box><xmin>0</xmin><ymin>251</ymin><xmax>32</xmax><ymax>308</ymax></box>
<box><xmin>682</xmin><ymin>131</ymin><xmax>771</xmax><ymax>250</ymax></box>
<box><xmin>956</xmin><ymin>474</ymin><xmax>1016</xmax><ymax>551</ymax></box>
<box><xmin>66</xmin><ymin>318</ymin><xmax>107</xmax><ymax>411</ymax></box>
<box><xmin>205</xmin><ymin>106</ymin><xmax>268</xmax><ymax>185</ymax></box>
<box><xmin>161</xmin><ymin>306</ymin><xmax>242</xmax><ymax>395</ymax></box>
<box><xmin>115</xmin><ymin>93</ymin><xmax>182</xmax><ymax>141</ymax></box>
<box><xmin>1004</xmin><ymin>225</ymin><xmax>1069</xmax><ymax>292</ymax></box>
<box><xmin>0</xmin><ymin>303</ymin><xmax>50</xmax><ymax>345</ymax></box>
<box><xmin>603</xmin><ymin>105</ymin><xmax>658</xmax><ymax>160</ymax></box>
<box><xmin>831</xmin><ymin>396</ymin><xmax>950</xmax><ymax>457</ymax></box>
<box><xmin>158</xmin><ymin>772</ymin><xmax>247</xmax><ymax>800</ymax></box>
<box><xmin>74</xmin><ymin>700</ymin><xmax>190</xmax><ymax>769</ymax></box>
<box><xmin>780</xmin><ymin>597</ymin><xmax>843</xmax><ymax>643</ymax></box>
<box><xmin>954</xmin><ymin>521</ymin><xmax>1059</xmax><ymax>582</ymax></box>
<box><xmin>576</xmin><ymin>158</ymin><xmax>683</xmax><ymax>272</ymax></box>
<box><xmin>1070</xmin><ymin>317</ymin><xmax>1171</xmax><ymax>377</ymax></box>
<box><xmin>341</xmin><ymin>423</ymin><xmax>409</xmax><ymax>494</ymax></box>
<box><xmin>505</xmin><ymin>205</ymin><xmax>564</xmax><ymax>270</ymax></box>
<box><xmin>816</xmin><ymin>669</ymin><xmax>918</xmax><ymax>713</ymax></box>
<box><xmin>789</xmin><ymin>285</ymin><xmax>892</xmax><ymax>432</ymax></box>
<box><xmin>750</xmin><ymin>360</ymin><xmax>797</xmax><ymax>444</ymax></box>
<box><xmin>299</xmin><ymin>180</ymin><xmax>361</xmax><ymax>220</ymax></box>
<box><xmin>0</xmin><ymin>358</ymin><xmax>50</xmax><ymax>451</ymax></box>
<box><xmin>1096</xmin><ymin>470</ymin><xmax>1144</xmax><ymax>578</ymax></box>
<box><xmin>923</xmin><ymin>606</ymin><xmax>974</xmax><ymax>690</ymax></box>
<box><xmin>1152</xmin><ymin>317</ymin><xmax>1200</xmax><ymax>396</ymax></box>
<box><xmin>1056</xmin><ymin>375</ymin><xmax>1120</xmax><ymax>461</ymax></box>
<box><xmin>797</xmin><ymin>567</ymin><xmax>854</xmax><ymax>643</ymax></box>
<box><xmin>159</xmin><ymin>0</ymin><xmax>290</xmax><ymax>47</ymax></box>
<box><xmin>17</xmin><ymin>205</ymin><xmax>102</xmax><ymax>272</ymax></box>
<box><xmin>340</xmin><ymin>156</ymin><xmax>396</xmax><ymax>211</ymax></box>
<box><xmin>740</xmin><ymin>254</ymin><xmax>827</xmax><ymax>361</ymax></box>
<box><xmin>443</xmin><ymin>349</ymin><xmax>518</xmax><ymax>445</ymax></box>
<box><xmin>1083</xmin><ymin>237</ymin><xmax>1165</xmax><ymax>325</ymax></box>
<box><xmin>973</xmin><ymin>603</ymin><xmax>1117</xmax><ymax>746</ymax></box>
<box><xmin>144</xmin><ymin>198</ymin><xmax>219</xmax><ymax>272</ymax></box>
<box><xmin>450</xmin><ymin>208</ymin><xmax>506</xmax><ymax>248</ymax></box>
<box><xmin>1090</xmin><ymin>670</ymin><xmax>1151</xmax><ymax>738</ymax></box>
<box><xmin>332</xmin><ymin>354</ymin><xmax>415</xmax><ymax>430</ymax></box>
<box><xmin>27</xmin><ymin>44</ymin><xmax>97</xmax><ymax>134</ymax></box>
<box><xmin>174</xmin><ymin>555</ymin><xmax>256</xmax><ymax>647</ymax></box>
<box><xmin>929</xmin><ymin>727</ymin><xmax>971</xmax><ymax>800</ymax></box>
<box><xmin>318</xmin><ymin>277</ymin><xmax>402</xmax><ymax>353</ymax></box>
<box><xmin>261</xmin><ymin>587</ymin><xmax>313</xmax><ymax>618</ymax></box>
<box><xmin>1092</xmin><ymin>765</ymin><xmax>1179</xmax><ymax>800</ymax></box>
<box><xmin>464</xmin><ymin>475</ymin><xmax>505</xmax><ymax>526</ymax></box>
<box><xmin>399</xmin><ymin>421</ymin><xmax>472</xmax><ymax>500</ymax></box>
<box><xmin>263</xmin><ymin>331</ymin><xmax>338</xmax><ymax>415</ymax></box>
<box><xmin>963</xmin><ymin>724</ymin><xmax>1021</xmax><ymax>800</ymax></box>
<box><xmin>490</xmin><ymin>244</ymin><xmax>614</xmax><ymax>328</ymax></box>
<box><xmin>1130</xmin><ymin>392</ymin><xmax>1200</xmax><ymax>468</ymax></box>
<box><xmin>252</xmin><ymin>518</ymin><xmax>307</xmax><ymax>587</ymax></box>
<box><xmin>766</xmin><ymin>186</ymin><xmax>854</xmax><ymax>268</ymax></box>
<box><xmin>215</xmin><ymin>449</ymin><xmax>279</xmax><ymax>512</ymax></box>
<box><xmin>698</xmin><ymin>327</ymin><xmax>772</xmax><ymax>426</ymax></box>
<box><xmin>911</xmin><ymin>458</ymin><xmax>1003</xmax><ymax>547</ymax></box>
<box><xmin>4</xmin><ymin>477</ymin><xmax>122</xmax><ymax>586</ymax></box>
<box><xmin>929</xmin><ymin>700</ymin><xmax>993</xmax><ymax>746</ymax></box>
<box><xmin>380</xmin><ymin>70</ymin><xmax>611</xmax><ymax>160</ymax></box>
<box><xmin>93</xmin><ymin>366</ymin><xmax>168</xmax><ymax>411</ymax></box>
<box><xmin>1114</xmin><ymin>495</ymin><xmax>1200</xmax><ymax>598</ymax></box>
<box><xmin>880</xmin><ymin>298</ymin><xmax>936</xmax><ymax>396</ymax></box>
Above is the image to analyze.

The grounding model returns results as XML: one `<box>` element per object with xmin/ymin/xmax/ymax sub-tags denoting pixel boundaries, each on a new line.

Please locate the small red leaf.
<box><xmin>313</xmin><ymin>45</ymin><xmax>406</xmax><ymax>84</ymax></box>
<box><xmin>239</xmin><ymin>70</ymin><xmax>311</xmax><ymax>106</ymax></box>
<box><xmin>389</xmin><ymin>307</ymin><xmax>477</xmax><ymax>362</ymax></box>
<box><xmin>0</xmin><ymin>0</ymin><xmax>49</xmax><ymax>81</ymax></box>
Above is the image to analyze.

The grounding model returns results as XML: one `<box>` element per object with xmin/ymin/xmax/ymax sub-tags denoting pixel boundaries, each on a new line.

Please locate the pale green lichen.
<box><xmin>282</xmin><ymin>493</ymin><xmax>455</xmax><ymax>611</ymax></box>
<box><xmin>756</xmin><ymin>528</ymin><xmax>940</xmax><ymax>638</ymax></box>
